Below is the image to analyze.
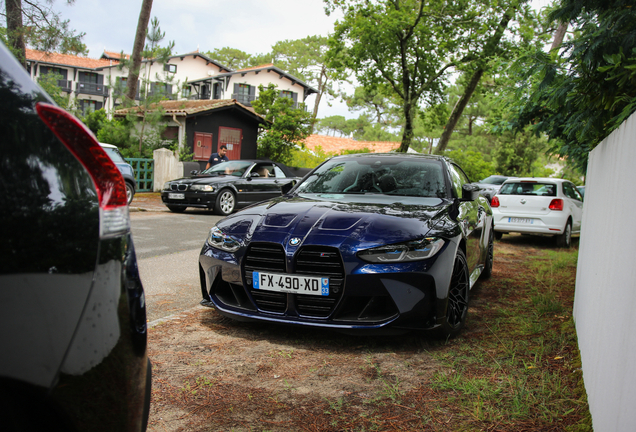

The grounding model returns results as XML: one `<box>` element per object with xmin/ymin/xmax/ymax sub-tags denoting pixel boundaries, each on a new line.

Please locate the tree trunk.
<box><xmin>399</xmin><ymin>101</ymin><xmax>414</xmax><ymax>153</ymax></box>
<box><xmin>436</xmin><ymin>69</ymin><xmax>484</xmax><ymax>154</ymax></box>
<box><xmin>6</xmin><ymin>0</ymin><xmax>26</xmax><ymax>68</ymax></box>
<box><xmin>126</xmin><ymin>0</ymin><xmax>154</xmax><ymax>105</ymax></box>
<box><xmin>435</xmin><ymin>4</ymin><xmax>516</xmax><ymax>154</ymax></box>
<box><xmin>551</xmin><ymin>22</ymin><xmax>568</xmax><ymax>51</ymax></box>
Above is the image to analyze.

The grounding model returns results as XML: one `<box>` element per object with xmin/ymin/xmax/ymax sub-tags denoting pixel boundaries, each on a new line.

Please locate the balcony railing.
<box><xmin>76</xmin><ymin>82</ymin><xmax>109</xmax><ymax>96</ymax></box>
<box><xmin>37</xmin><ymin>77</ymin><xmax>72</xmax><ymax>93</ymax></box>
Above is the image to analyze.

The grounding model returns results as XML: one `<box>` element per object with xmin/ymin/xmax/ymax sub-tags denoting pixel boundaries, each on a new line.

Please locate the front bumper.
<box><xmin>198</xmin><ymin>239</ymin><xmax>458</xmax><ymax>332</ymax></box>
<box><xmin>161</xmin><ymin>191</ymin><xmax>218</xmax><ymax>208</ymax></box>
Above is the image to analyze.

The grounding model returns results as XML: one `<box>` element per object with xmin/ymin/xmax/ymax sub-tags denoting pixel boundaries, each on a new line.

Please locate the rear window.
<box><xmin>102</xmin><ymin>146</ymin><xmax>126</xmax><ymax>163</ymax></box>
<box><xmin>499</xmin><ymin>182</ymin><xmax>556</xmax><ymax>197</ymax></box>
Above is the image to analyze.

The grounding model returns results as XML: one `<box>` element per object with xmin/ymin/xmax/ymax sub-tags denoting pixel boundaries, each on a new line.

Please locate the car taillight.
<box><xmin>490</xmin><ymin>196</ymin><xmax>500</xmax><ymax>207</ymax></box>
<box><xmin>549</xmin><ymin>199</ymin><xmax>564</xmax><ymax>211</ymax></box>
<box><xmin>36</xmin><ymin>102</ymin><xmax>130</xmax><ymax>238</ymax></box>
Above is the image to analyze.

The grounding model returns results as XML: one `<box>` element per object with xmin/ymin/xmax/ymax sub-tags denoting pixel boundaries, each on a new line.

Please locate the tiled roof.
<box><xmin>26</xmin><ymin>49</ymin><xmax>116</xmax><ymax>69</ymax></box>
<box><xmin>236</xmin><ymin>63</ymin><xmax>274</xmax><ymax>72</ymax></box>
<box><xmin>102</xmin><ymin>50</ymin><xmax>129</xmax><ymax>60</ymax></box>
<box><xmin>303</xmin><ymin>134</ymin><xmax>401</xmax><ymax>154</ymax></box>
<box><xmin>114</xmin><ymin>99</ymin><xmax>265</xmax><ymax>121</ymax></box>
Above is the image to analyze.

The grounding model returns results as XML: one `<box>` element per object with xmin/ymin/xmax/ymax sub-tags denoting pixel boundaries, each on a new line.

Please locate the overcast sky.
<box><xmin>56</xmin><ymin>0</ymin><xmax>553</xmax><ymax>120</ymax></box>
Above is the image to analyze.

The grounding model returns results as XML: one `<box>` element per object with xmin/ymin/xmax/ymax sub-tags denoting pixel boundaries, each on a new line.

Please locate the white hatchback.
<box><xmin>490</xmin><ymin>178</ymin><xmax>583</xmax><ymax>247</ymax></box>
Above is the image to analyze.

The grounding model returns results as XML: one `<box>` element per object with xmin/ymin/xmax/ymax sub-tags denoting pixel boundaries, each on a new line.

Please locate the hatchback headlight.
<box><xmin>191</xmin><ymin>184</ymin><xmax>216</xmax><ymax>192</ymax></box>
<box><xmin>357</xmin><ymin>237</ymin><xmax>445</xmax><ymax>263</ymax></box>
<box><xmin>163</xmin><ymin>182</ymin><xmax>172</xmax><ymax>190</ymax></box>
<box><xmin>206</xmin><ymin>226</ymin><xmax>241</xmax><ymax>252</ymax></box>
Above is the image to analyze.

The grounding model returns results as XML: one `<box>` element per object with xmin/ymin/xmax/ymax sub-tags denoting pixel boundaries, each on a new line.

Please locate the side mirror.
<box><xmin>461</xmin><ymin>183</ymin><xmax>480</xmax><ymax>201</ymax></box>
<box><xmin>250</xmin><ymin>172</ymin><xmax>260</xmax><ymax>177</ymax></box>
<box><xmin>281</xmin><ymin>180</ymin><xmax>296</xmax><ymax>195</ymax></box>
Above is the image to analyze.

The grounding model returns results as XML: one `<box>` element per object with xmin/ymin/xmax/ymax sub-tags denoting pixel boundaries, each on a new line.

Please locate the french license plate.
<box><xmin>509</xmin><ymin>217</ymin><xmax>533</xmax><ymax>224</ymax></box>
<box><xmin>253</xmin><ymin>271</ymin><xmax>329</xmax><ymax>296</ymax></box>
<box><xmin>168</xmin><ymin>193</ymin><xmax>185</xmax><ymax>199</ymax></box>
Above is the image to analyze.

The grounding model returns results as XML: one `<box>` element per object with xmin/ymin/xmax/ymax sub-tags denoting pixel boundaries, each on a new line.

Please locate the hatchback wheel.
<box><xmin>555</xmin><ymin>220</ymin><xmax>572</xmax><ymax>247</ymax></box>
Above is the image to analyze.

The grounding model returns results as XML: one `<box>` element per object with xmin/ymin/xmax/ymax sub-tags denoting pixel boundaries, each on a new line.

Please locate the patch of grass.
<box><xmin>426</xmin><ymin>244</ymin><xmax>591</xmax><ymax>430</ymax></box>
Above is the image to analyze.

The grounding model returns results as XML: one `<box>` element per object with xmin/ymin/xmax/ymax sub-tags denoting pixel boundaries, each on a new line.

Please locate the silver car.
<box><xmin>490</xmin><ymin>177</ymin><xmax>583</xmax><ymax>247</ymax></box>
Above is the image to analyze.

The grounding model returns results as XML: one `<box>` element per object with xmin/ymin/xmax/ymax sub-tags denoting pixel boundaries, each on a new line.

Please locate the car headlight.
<box><xmin>191</xmin><ymin>184</ymin><xmax>216</xmax><ymax>192</ymax></box>
<box><xmin>163</xmin><ymin>182</ymin><xmax>172</xmax><ymax>190</ymax></box>
<box><xmin>206</xmin><ymin>226</ymin><xmax>241</xmax><ymax>252</ymax></box>
<box><xmin>357</xmin><ymin>237</ymin><xmax>445</xmax><ymax>263</ymax></box>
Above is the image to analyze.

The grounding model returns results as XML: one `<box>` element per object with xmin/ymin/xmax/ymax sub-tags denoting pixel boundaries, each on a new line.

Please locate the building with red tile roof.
<box><xmin>303</xmin><ymin>134</ymin><xmax>401</xmax><ymax>154</ymax></box>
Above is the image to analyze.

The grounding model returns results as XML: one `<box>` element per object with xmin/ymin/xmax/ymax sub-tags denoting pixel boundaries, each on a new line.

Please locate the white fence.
<box><xmin>574</xmin><ymin>112</ymin><xmax>636</xmax><ymax>431</ymax></box>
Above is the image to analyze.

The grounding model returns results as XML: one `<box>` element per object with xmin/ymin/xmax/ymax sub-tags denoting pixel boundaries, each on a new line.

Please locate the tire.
<box><xmin>481</xmin><ymin>226</ymin><xmax>494</xmax><ymax>279</ymax></box>
<box><xmin>125</xmin><ymin>182</ymin><xmax>135</xmax><ymax>205</ymax></box>
<box><xmin>555</xmin><ymin>220</ymin><xmax>572</xmax><ymax>247</ymax></box>
<box><xmin>167</xmin><ymin>205</ymin><xmax>186</xmax><ymax>213</ymax></box>
<box><xmin>214</xmin><ymin>189</ymin><xmax>235</xmax><ymax>216</ymax></box>
<box><xmin>434</xmin><ymin>249</ymin><xmax>470</xmax><ymax>339</ymax></box>
<box><xmin>494</xmin><ymin>231</ymin><xmax>503</xmax><ymax>241</ymax></box>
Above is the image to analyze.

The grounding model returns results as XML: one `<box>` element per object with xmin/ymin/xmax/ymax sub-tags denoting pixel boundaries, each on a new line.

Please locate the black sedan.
<box><xmin>161</xmin><ymin>160</ymin><xmax>300</xmax><ymax>215</ymax></box>
<box><xmin>198</xmin><ymin>153</ymin><xmax>494</xmax><ymax>338</ymax></box>
<box><xmin>0</xmin><ymin>42</ymin><xmax>150</xmax><ymax>430</ymax></box>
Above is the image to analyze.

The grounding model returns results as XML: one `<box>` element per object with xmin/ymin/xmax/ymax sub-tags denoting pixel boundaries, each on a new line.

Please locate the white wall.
<box><xmin>224</xmin><ymin>69</ymin><xmax>308</xmax><ymax>100</ymax></box>
<box><xmin>574</xmin><ymin>112</ymin><xmax>636</xmax><ymax>431</ymax></box>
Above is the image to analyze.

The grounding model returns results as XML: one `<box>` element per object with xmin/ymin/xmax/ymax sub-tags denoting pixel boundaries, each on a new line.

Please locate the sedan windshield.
<box><xmin>295</xmin><ymin>157</ymin><xmax>446</xmax><ymax>198</ymax></box>
<box><xmin>201</xmin><ymin>161</ymin><xmax>252</xmax><ymax>177</ymax></box>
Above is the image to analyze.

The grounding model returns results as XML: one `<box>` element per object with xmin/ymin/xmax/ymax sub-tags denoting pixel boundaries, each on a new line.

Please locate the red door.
<box><xmin>194</xmin><ymin>132</ymin><xmax>212</xmax><ymax>160</ymax></box>
<box><xmin>218</xmin><ymin>127</ymin><xmax>242</xmax><ymax>160</ymax></box>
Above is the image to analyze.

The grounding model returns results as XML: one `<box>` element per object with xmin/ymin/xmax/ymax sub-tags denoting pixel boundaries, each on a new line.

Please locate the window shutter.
<box><xmin>97</xmin><ymin>74</ymin><xmax>104</xmax><ymax>84</ymax></box>
<box><xmin>167</xmin><ymin>84</ymin><xmax>173</xmax><ymax>97</ymax></box>
<box><xmin>233</xmin><ymin>83</ymin><xmax>239</xmax><ymax>97</ymax></box>
<box><xmin>78</xmin><ymin>71</ymin><xmax>86</xmax><ymax>82</ymax></box>
<box><xmin>96</xmin><ymin>101</ymin><xmax>103</xmax><ymax>110</ymax></box>
<box><xmin>292</xmin><ymin>92</ymin><xmax>298</xmax><ymax>105</ymax></box>
<box><xmin>249</xmin><ymin>85</ymin><xmax>255</xmax><ymax>97</ymax></box>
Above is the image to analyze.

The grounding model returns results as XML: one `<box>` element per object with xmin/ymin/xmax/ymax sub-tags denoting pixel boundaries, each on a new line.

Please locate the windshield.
<box><xmin>201</xmin><ymin>161</ymin><xmax>252</xmax><ymax>177</ymax></box>
<box><xmin>295</xmin><ymin>157</ymin><xmax>447</xmax><ymax>198</ymax></box>
<box><xmin>102</xmin><ymin>146</ymin><xmax>126</xmax><ymax>163</ymax></box>
<box><xmin>479</xmin><ymin>175</ymin><xmax>508</xmax><ymax>185</ymax></box>
<box><xmin>499</xmin><ymin>182</ymin><xmax>556</xmax><ymax>196</ymax></box>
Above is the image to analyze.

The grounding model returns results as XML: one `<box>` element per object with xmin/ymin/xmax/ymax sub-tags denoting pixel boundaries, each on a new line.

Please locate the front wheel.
<box><xmin>214</xmin><ymin>189</ymin><xmax>235</xmax><ymax>216</ymax></box>
<box><xmin>434</xmin><ymin>249</ymin><xmax>470</xmax><ymax>339</ymax></box>
<box><xmin>125</xmin><ymin>182</ymin><xmax>135</xmax><ymax>205</ymax></box>
<box><xmin>555</xmin><ymin>220</ymin><xmax>572</xmax><ymax>247</ymax></box>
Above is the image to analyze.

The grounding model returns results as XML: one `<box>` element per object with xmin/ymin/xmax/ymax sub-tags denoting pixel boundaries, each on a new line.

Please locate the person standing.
<box><xmin>205</xmin><ymin>145</ymin><xmax>229</xmax><ymax>169</ymax></box>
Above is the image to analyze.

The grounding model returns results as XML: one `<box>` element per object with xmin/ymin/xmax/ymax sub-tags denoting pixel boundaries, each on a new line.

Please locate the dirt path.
<box><xmin>146</xmin><ymin>236</ymin><xmax>584</xmax><ymax>431</ymax></box>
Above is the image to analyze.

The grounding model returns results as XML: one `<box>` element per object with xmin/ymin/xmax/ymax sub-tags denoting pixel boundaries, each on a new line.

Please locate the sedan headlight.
<box><xmin>357</xmin><ymin>237</ymin><xmax>445</xmax><ymax>263</ymax></box>
<box><xmin>191</xmin><ymin>184</ymin><xmax>216</xmax><ymax>192</ymax></box>
<box><xmin>163</xmin><ymin>182</ymin><xmax>172</xmax><ymax>190</ymax></box>
<box><xmin>206</xmin><ymin>226</ymin><xmax>241</xmax><ymax>252</ymax></box>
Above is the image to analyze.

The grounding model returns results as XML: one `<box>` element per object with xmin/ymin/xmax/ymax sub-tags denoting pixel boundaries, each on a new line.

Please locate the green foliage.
<box><xmin>445</xmin><ymin>149</ymin><xmax>495</xmax><ymax>182</ymax></box>
<box><xmin>205</xmin><ymin>47</ymin><xmax>271</xmax><ymax>69</ymax></box>
<box><xmin>81</xmin><ymin>108</ymin><xmax>107</xmax><ymax>135</ymax></box>
<box><xmin>497</xmin><ymin>0</ymin><xmax>636</xmax><ymax>169</ymax></box>
<box><xmin>492</xmin><ymin>128</ymin><xmax>549</xmax><ymax>176</ymax></box>
<box><xmin>251</xmin><ymin>83</ymin><xmax>312</xmax><ymax>165</ymax></box>
<box><xmin>36</xmin><ymin>71</ymin><xmax>72</xmax><ymax>109</ymax></box>
<box><xmin>96</xmin><ymin>117</ymin><xmax>136</xmax><ymax>151</ymax></box>
<box><xmin>316</xmin><ymin>115</ymin><xmax>348</xmax><ymax>136</ymax></box>
<box><xmin>289</xmin><ymin>145</ymin><xmax>335</xmax><ymax>169</ymax></box>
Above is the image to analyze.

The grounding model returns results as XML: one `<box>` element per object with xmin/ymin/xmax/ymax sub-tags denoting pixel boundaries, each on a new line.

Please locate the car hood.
<box><xmin>169</xmin><ymin>174</ymin><xmax>237</xmax><ymax>185</ymax></box>
<box><xmin>216</xmin><ymin>193</ymin><xmax>457</xmax><ymax>250</ymax></box>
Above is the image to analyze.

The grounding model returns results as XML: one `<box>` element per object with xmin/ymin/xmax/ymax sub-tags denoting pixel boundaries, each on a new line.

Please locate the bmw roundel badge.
<box><xmin>289</xmin><ymin>237</ymin><xmax>301</xmax><ymax>246</ymax></box>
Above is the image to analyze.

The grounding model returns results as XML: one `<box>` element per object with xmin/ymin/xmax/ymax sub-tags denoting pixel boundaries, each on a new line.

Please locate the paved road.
<box><xmin>130</xmin><ymin>211</ymin><xmax>223</xmax><ymax>321</ymax></box>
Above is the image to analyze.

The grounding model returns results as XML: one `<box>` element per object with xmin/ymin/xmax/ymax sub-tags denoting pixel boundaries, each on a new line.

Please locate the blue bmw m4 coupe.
<box><xmin>199</xmin><ymin>153</ymin><xmax>494</xmax><ymax>338</ymax></box>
